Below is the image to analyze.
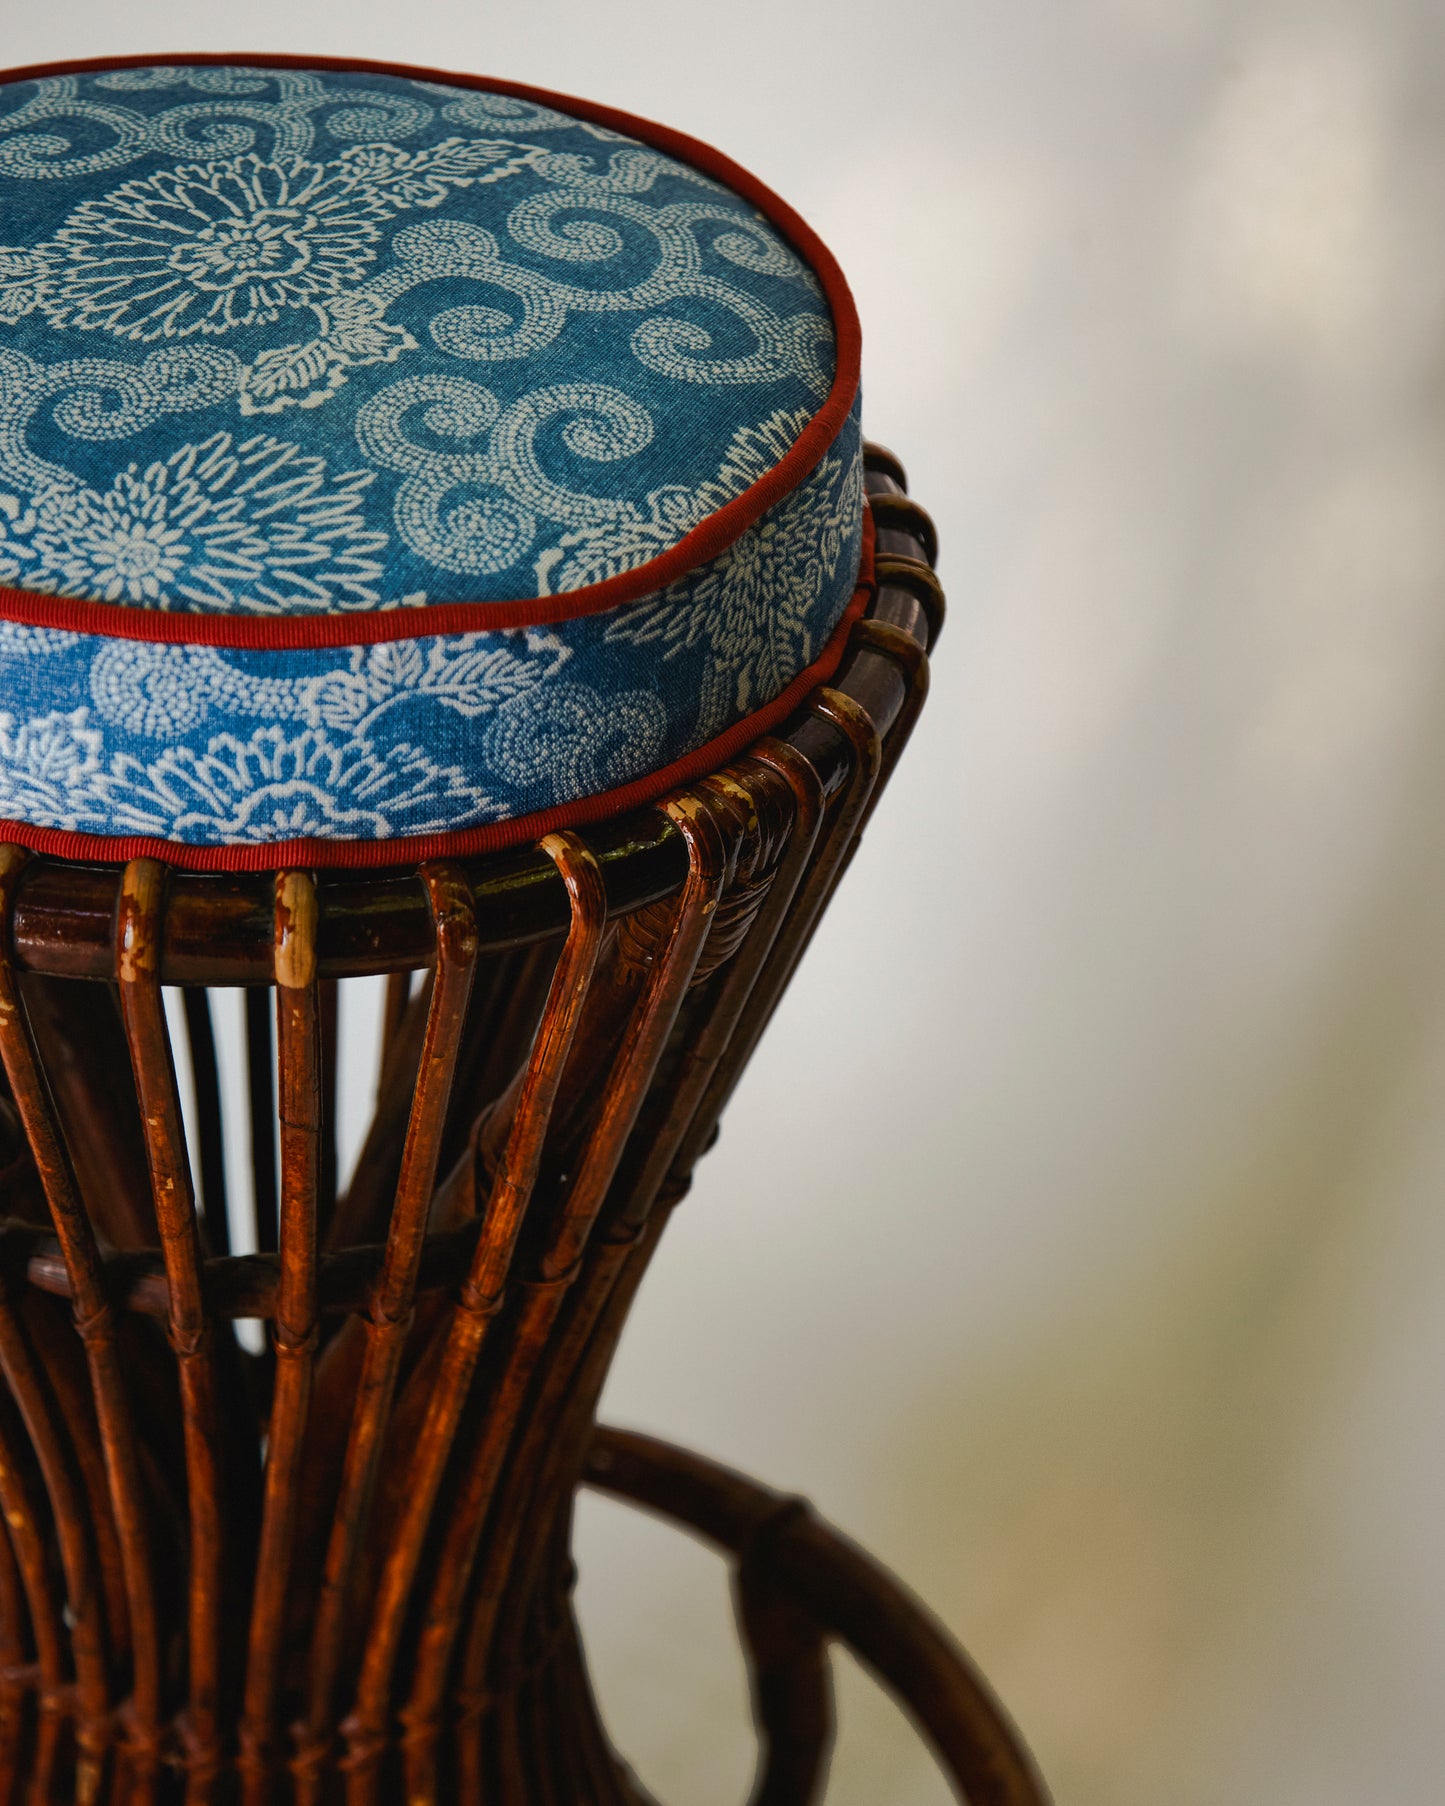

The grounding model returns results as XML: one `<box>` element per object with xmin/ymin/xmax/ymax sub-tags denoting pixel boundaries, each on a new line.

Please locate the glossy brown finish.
<box><xmin>0</xmin><ymin>452</ymin><xmax>1050</xmax><ymax>1804</ymax></box>
<box><xmin>0</xmin><ymin>846</ymin><xmax>164</xmax><ymax>1802</ymax></box>
<box><xmin>0</xmin><ymin>1182</ymin><xmax>111</xmax><ymax>1799</ymax></box>
<box><xmin>6</xmin><ymin>820</ymin><xmax>686</xmax><ymax>988</ymax></box>
<box><xmin>116</xmin><ymin>859</ymin><xmax>227</xmax><ymax>1800</ymax></box>
<box><xmin>865</xmin><ymin>491</ymin><xmax>939</xmax><ymax>568</ymax></box>
<box><xmin>238</xmin><ymin>874</ymin><xmax>321</xmax><ymax>1806</ymax></box>
<box><xmin>342</xmin><ymin>834</ymin><xmax>607</xmax><ymax>1800</ymax></box>
<box><xmin>293</xmin><ymin>866</ymin><xmax>479</xmax><ymax>1800</ymax></box>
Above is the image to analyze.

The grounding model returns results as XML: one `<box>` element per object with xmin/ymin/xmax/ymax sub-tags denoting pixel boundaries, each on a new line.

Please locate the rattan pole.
<box><xmin>238</xmin><ymin>874</ymin><xmax>321</xmax><ymax>1806</ymax></box>
<box><xmin>245</xmin><ymin>987</ymin><xmax>278</xmax><ymax>1258</ymax></box>
<box><xmin>0</xmin><ymin>847</ymin><xmax>164</xmax><ymax>1803</ymax></box>
<box><xmin>325</xmin><ymin>971</ymin><xmax>434</xmax><ymax>1255</ymax></box>
<box><xmin>476</xmin><ymin>765</ymin><xmax>814</xmax><ymax>1687</ymax></box>
<box><xmin>872</xmin><ymin>550</ymin><xmax>945</xmax><ymax>650</ymax></box>
<box><xmin>292</xmin><ymin>866</ymin><xmax>478</xmax><ymax>1802</ymax></box>
<box><xmin>847</xmin><ymin>619</ymin><xmax>930</xmax><ymax>816</ymax></box>
<box><xmin>0</xmin><ymin>1513</ymin><xmax>27</xmax><ymax>1803</ymax></box>
<box><xmin>866</xmin><ymin>490</ymin><xmax>938</xmax><ymax>568</ymax></box>
<box><xmin>116</xmin><ymin>859</ymin><xmax>227</xmax><ymax>1802</ymax></box>
<box><xmin>340</xmin><ymin>834</ymin><xmax>607</xmax><ymax>1804</ymax></box>
<box><xmin>475</xmin><ymin>1200</ymin><xmax>671</xmax><ymax>1745</ymax></box>
<box><xmin>479</xmin><ymin>745</ymin><xmax>852</xmax><ymax>1683</ymax></box>
<box><xmin>535</xmin><ymin>797</ymin><xmax>732</xmax><ymax>1289</ymax></box>
<box><xmin>668</xmin><ymin>741</ymin><xmax>823</xmax><ymax>1183</ymax></box>
<box><xmin>318</xmin><ymin>978</ymin><xmax>339</xmax><ymax>1236</ymax></box>
<box><xmin>516</xmin><ymin>697</ymin><xmax>879</xmax><ymax>1585</ymax></box>
<box><xmin>18</xmin><ymin>1302</ymin><xmax>132</xmax><ymax>1685</ymax></box>
<box><xmin>31</xmin><ymin>1676</ymin><xmax>64</xmax><ymax>1806</ymax></box>
<box><xmin>686</xmin><ymin>687</ymin><xmax>881</xmax><ymax>1152</ymax></box>
<box><xmin>0</xmin><ymin>1394</ymin><xmax>65</xmax><ymax>1762</ymax></box>
<box><xmin>0</xmin><ymin>1268</ymin><xmax>111</xmax><ymax>1800</ymax></box>
<box><xmin>705</xmin><ymin>649</ymin><xmax>922</xmax><ymax>1104</ymax></box>
<box><xmin>556</xmin><ymin>1606</ymin><xmax>636</xmax><ymax>1802</ymax></box>
<box><xmin>449</xmin><ymin>794</ymin><xmax>734</xmax><ymax>1796</ymax></box>
<box><xmin>380</xmin><ymin>971</ymin><xmax>410</xmax><ymax>1068</ymax></box>
<box><xmin>510</xmin><ymin>1545</ymin><xmax>610</xmax><ymax>1802</ymax></box>
<box><xmin>181</xmin><ymin>990</ymin><xmax>229</xmax><ymax>1259</ymax></box>
<box><xmin>626</xmin><ymin>755</ymin><xmax>823</xmax><ymax>1213</ymax></box>
<box><xmin>400</xmin><ymin>800</ymin><xmax>728</xmax><ymax>1806</ymax></box>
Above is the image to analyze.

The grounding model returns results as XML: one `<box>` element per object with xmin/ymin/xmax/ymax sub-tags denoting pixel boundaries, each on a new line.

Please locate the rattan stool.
<box><xmin>0</xmin><ymin>53</ymin><xmax>1048</xmax><ymax>1805</ymax></box>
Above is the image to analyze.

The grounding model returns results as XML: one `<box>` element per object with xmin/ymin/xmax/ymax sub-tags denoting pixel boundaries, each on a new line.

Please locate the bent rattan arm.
<box><xmin>585</xmin><ymin>1426</ymin><xmax>1050</xmax><ymax>1806</ymax></box>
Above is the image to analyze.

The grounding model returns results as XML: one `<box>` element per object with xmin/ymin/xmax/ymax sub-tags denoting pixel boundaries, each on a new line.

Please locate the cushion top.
<box><xmin>0</xmin><ymin>58</ymin><xmax>865</xmax><ymax>870</ymax></box>
<box><xmin>0</xmin><ymin>59</ymin><xmax>843</xmax><ymax>616</ymax></box>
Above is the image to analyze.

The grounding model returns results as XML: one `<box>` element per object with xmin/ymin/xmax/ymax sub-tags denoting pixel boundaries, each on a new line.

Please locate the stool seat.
<box><xmin>0</xmin><ymin>57</ymin><xmax>864</xmax><ymax>866</ymax></box>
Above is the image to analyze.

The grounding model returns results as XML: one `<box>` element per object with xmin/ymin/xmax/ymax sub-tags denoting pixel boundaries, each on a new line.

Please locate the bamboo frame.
<box><xmin>0</xmin><ymin>448</ymin><xmax>1049</xmax><ymax>1804</ymax></box>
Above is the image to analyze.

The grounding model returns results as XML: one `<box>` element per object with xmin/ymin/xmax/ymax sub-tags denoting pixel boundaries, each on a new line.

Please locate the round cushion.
<box><xmin>0</xmin><ymin>55</ymin><xmax>866</xmax><ymax>869</ymax></box>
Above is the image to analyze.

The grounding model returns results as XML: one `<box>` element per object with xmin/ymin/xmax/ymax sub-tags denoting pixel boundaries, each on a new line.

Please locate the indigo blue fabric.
<box><xmin>0</xmin><ymin>63</ymin><xmax>863</xmax><ymax>854</ymax></box>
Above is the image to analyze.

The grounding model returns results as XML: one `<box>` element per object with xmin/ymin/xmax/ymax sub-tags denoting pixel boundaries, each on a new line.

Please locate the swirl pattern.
<box><xmin>0</xmin><ymin>60</ymin><xmax>863</xmax><ymax>859</ymax></box>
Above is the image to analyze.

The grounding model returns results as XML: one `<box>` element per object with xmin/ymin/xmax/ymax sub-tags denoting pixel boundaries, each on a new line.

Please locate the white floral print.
<box><xmin>0</xmin><ymin>708</ymin><xmax>106</xmax><ymax>830</ymax></box>
<box><xmin>104</xmin><ymin>724</ymin><xmax>496</xmax><ymax>841</ymax></box>
<box><xmin>10</xmin><ymin>432</ymin><xmax>388</xmax><ymax>614</ymax></box>
<box><xmin>0</xmin><ymin>65</ymin><xmax>862</xmax><ymax>853</ymax></box>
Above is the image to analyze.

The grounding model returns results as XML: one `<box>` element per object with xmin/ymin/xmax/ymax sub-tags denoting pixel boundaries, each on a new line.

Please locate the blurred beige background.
<box><xmin>13</xmin><ymin>2</ymin><xmax>1445</xmax><ymax>1800</ymax></box>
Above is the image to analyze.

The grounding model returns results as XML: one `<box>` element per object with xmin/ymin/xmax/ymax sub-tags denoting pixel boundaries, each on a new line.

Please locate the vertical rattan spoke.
<box><xmin>0</xmin><ymin>1513</ymin><xmax>27</xmax><ymax>1802</ymax></box>
<box><xmin>0</xmin><ymin>846</ymin><xmax>164</xmax><ymax>1800</ymax></box>
<box><xmin>342</xmin><ymin>834</ymin><xmax>606</xmax><ymax>1801</ymax></box>
<box><xmin>848</xmin><ymin>617</ymin><xmax>929</xmax><ymax>802</ymax></box>
<box><xmin>541</xmin><ymin>797</ymin><xmax>732</xmax><ymax>1287</ymax></box>
<box><xmin>631</xmin><ymin>755</ymin><xmax>825</xmax><ymax>1213</ymax></box>
<box><xmin>318</xmin><ymin>978</ymin><xmax>339</xmax><ymax>1239</ymax></box>
<box><xmin>238</xmin><ymin>873</ymin><xmax>321</xmax><ymax>1806</ymax></box>
<box><xmin>479</xmin><ymin>733</ymin><xmax>883</xmax><ymax>1715</ymax></box>
<box><xmin>245</xmin><ymin>984</ymin><xmax>278</xmax><ymax>1259</ymax></box>
<box><xmin>472</xmin><ymin>770</ymin><xmax>824</xmax><ymax>1695</ymax></box>
<box><xmin>182</xmin><ymin>989</ymin><xmax>229</xmax><ymax>1259</ymax></box>
<box><xmin>116</xmin><ymin>858</ymin><xmax>227</xmax><ymax>1802</ymax></box>
<box><xmin>293</xmin><ymin>866</ymin><xmax>478</xmax><ymax>1802</ymax></box>
<box><xmin>0</xmin><ymin>1263</ymin><xmax>111</xmax><ymax>1799</ymax></box>
<box><xmin>0</xmin><ymin>1391</ymin><xmax>65</xmax><ymax>1730</ymax></box>
<box><xmin>380</xmin><ymin>970</ymin><xmax>410</xmax><ymax>1071</ymax></box>
<box><xmin>700</xmin><ymin>688</ymin><xmax>882</xmax><ymax>1142</ymax></box>
<box><xmin>665</xmin><ymin>741</ymin><xmax>825</xmax><ymax>1187</ymax></box>
<box><xmin>326</xmin><ymin>971</ymin><xmax>434</xmax><ymax>1255</ymax></box>
<box><xmin>400</xmin><ymin>799</ymin><xmax>729</xmax><ymax>1805</ymax></box>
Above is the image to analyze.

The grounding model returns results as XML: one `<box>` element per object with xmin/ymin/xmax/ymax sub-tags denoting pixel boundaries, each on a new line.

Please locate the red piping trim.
<box><xmin>0</xmin><ymin>514</ymin><xmax>873</xmax><ymax>872</ymax></box>
<box><xmin>0</xmin><ymin>51</ymin><xmax>861</xmax><ymax>649</ymax></box>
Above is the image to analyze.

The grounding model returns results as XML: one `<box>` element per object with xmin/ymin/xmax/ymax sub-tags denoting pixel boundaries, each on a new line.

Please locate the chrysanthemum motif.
<box><xmin>34</xmin><ymin>474</ymin><xmax>188</xmax><ymax>603</ymax></box>
<box><xmin>0</xmin><ymin>708</ymin><xmax>106</xmax><ymax>831</ymax></box>
<box><xmin>23</xmin><ymin>432</ymin><xmax>388</xmax><ymax>613</ymax></box>
<box><xmin>104</xmin><ymin>725</ymin><xmax>497</xmax><ymax>843</ymax></box>
<box><xmin>46</xmin><ymin>154</ymin><xmax>390</xmax><ymax>341</ymax></box>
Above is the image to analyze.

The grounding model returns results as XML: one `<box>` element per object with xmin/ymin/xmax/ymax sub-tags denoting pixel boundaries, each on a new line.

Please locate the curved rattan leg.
<box><xmin>584</xmin><ymin>1427</ymin><xmax>1051</xmax><ymax>1806</ymax></box>
<box><xmin>734</xmin><ymin>1551</ymin><xmax>835</xmax><ymax>1806</ymax></box>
